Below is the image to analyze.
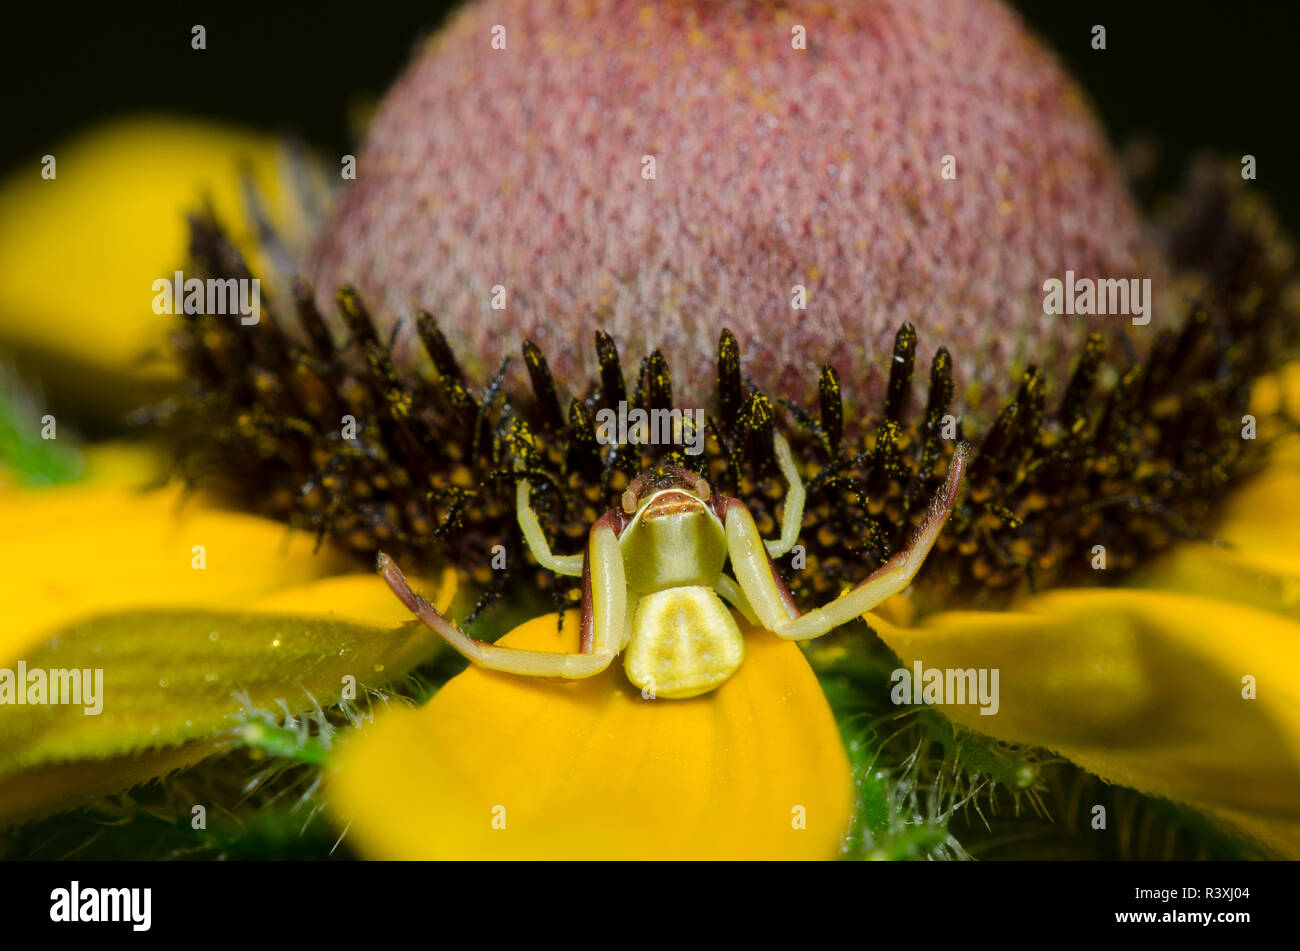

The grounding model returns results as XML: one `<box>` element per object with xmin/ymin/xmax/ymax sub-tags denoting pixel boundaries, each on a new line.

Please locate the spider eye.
<box><xmin>621</xmin><ymin>489</ymin><xmax>637</xmax><ymax>514</ymax></box>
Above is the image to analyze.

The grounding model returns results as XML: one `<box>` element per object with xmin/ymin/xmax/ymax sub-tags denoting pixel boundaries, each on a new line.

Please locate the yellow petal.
<box><xmin>1135</xmin><ymin>543</ymin><xmax>1300</xmax><ymax>624</ymax></box>
<box><xmin>1248</xmin><ymin>359</ymin><xmax>1300</xmax><ymax>423</ymax></box>
<box><xmin>76</xmin><ymin>442</ymin><xmax>168</xmax><ymax>488</ymax></box>
<box><xmin>1134</xmin><ymin>431</ymin><xmax>1300</xmax><ymax>618</ymax></box>
<box><xmin>866</xmin><ymin>589</ymin><xmax>1300</xmax><ymax>854</ymax></box>
<box><xmin>249</xmin><ymin>568</ymin><xmax>458</xmax><ymax>630</ymax></box>
<box><xmin>329</xmin><ymin>611</ymin><xmax>853</xmax><ymax>859</ymax></box>
<box><xmin>0</xmin><ymin>473</ymin><xmax>455</xmax><ymax>826</ymax></box>
<box><xmin>0</xmin><ymin>481</ymin><xmax>356</xmax><ymax>664</ymax></box>
<box><xmin>0</xmin><ymin>118</ymin><xmax>290</xmax><ymax>415</ymax></box>
<box><xmin>1131</xmin><ymin>356</ymin><xmax>1300</xmax><ymax>617</ymax></box>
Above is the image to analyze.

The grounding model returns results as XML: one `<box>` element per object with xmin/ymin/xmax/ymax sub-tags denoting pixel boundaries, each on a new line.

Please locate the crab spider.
<box><xmin>379</xmin><ymin>434</ymin><xmax>968</xmax><ymax>699</ymax></box>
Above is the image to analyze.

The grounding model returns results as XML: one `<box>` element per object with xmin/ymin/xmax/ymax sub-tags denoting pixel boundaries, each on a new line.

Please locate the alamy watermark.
<box><xmin>1042</xmin><ymin>270</ymin><xmax>1151</xmax><ymax>326</ymax></box>
<box><xmin>0</xmin><ymin>662</ymin><xmax>103</xmax><ymax>715</ymax></box>
<box><xmin>594</xmin><ymin>401</ymin><xmax>705</xmax><ymax>456</ymax></box>
<box><xmin>50</xmin><ymin>882</ymin><xmax>150</xmax><ymax>931</ymax></box>
<box><xmin>152</xmin><ymin>270</ymin><xmax>260</xmax><ymax>325</ymax></box>
<box><xmin>890</xmin><ymin>661</ymin><xmax>999</xmax><ymax>715</ymax></box>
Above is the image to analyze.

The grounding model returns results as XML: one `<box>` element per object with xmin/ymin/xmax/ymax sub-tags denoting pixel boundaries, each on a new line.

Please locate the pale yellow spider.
<box><xmin>379</xmin><ymin>434</ymin><xmax>968</xmax><ymax>699</ymax></box>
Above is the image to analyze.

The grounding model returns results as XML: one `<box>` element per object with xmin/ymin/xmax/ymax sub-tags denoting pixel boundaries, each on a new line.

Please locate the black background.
<box><xmin>2</xmin><ymin>1</ymin><xmax>1298</xmax><ymax>225</ymax></box>
<box><xmin>0</xmin><ymin>858</ymin><xmax>1283</xmax><ymax>936</ymax></box>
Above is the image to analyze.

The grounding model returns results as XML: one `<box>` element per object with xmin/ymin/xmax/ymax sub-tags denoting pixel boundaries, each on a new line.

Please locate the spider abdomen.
<box><xmin>624</xmin><ymin>587</ymin><xmax>745</xmax><ymax>700</ymax></box>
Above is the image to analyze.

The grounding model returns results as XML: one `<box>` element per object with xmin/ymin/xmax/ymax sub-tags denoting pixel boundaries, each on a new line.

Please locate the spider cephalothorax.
<box><xmin>379</xmin><ymin>434</ymin><xmax>968</xmax><ymax>699</ymax></box>
<box><xmin>619</xmin><ymin>466</ymin><xmax>712</xmax><ymax>517</ymax></box>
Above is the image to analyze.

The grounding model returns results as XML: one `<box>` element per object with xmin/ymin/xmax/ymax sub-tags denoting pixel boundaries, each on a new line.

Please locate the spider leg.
<box><xmin>378</xmin><ymin>511</ymin><xmax>628</xmax><ymax>678</ymax></box>
<box><xmin>715</xmin><ymin>573</ymin><xmax>759</xmax><ymax>626</ymax></box>
<box><xmin>718</xmin><ymin>494</ymin><xmax>802</xmax><ymax>632</ymax></box>
<box><xmin>724</xmin><ymin>444</ymin><xmax>968</xmax><ymax>641</ymax></box>
<box><xmin>516</xmin><ymin>474</ymin><xmax>585</xmax><ymax>577</ymax></box>
<box><xmin>764</xmin><ymin>431</ymin><xmax>806</xmax><ymax>559</ymax></box>
<box><xmin>577</xmin><ymin>511</ymin><xmax>633</xmax><ymax>656</ymax></box>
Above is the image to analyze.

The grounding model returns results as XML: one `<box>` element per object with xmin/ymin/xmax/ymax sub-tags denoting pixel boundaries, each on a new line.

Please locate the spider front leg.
<box><xmin>722</xmin><ymin>444</ymin><xmax>968</xmax><ymax>640</ymax></box>
<box><xmin>516</xmin><ymin>473</ymin><xmax>585</xmax><ymax>577</ymax></box>
<box><xmin>377</xmin><ymin>512</ymin><xmax>630</xmax><ymax>679</ymax></box>
<box><xmin>764</xmin><ymin>431</ymin><xmax>806</xmax><ymax>559</ymax></box>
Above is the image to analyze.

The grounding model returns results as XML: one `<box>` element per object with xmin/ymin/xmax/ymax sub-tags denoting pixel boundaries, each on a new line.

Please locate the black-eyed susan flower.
<box><xmin>2</xmin><ymin>0</ymin><xmax>1298</xmax><ymax>861</ymax></box>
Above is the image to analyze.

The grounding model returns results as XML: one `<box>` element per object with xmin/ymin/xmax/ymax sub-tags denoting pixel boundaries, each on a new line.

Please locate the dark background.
<box><xmin>3</xmin><ymin>1</ymin><xmax>1298</xmax><ymax>226</ymax></box>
